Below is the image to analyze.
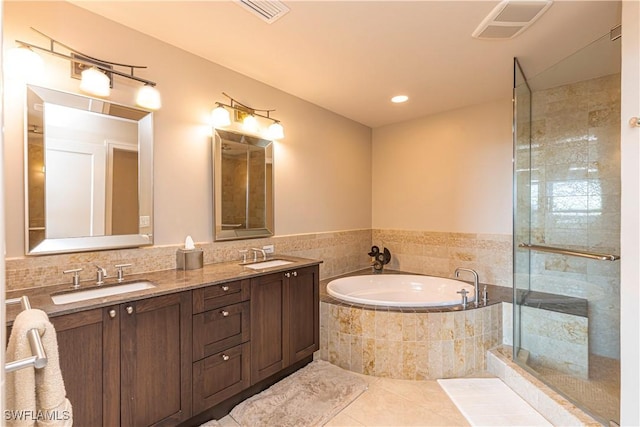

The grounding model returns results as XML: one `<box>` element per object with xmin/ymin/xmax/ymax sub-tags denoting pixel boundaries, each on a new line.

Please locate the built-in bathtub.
<box><xmin>319</xmin><ymin>271</ymin><xmax>506</xmax><ymax>380</ymax></box>
<box><xmin>327</xmin><ymin>274</ymin><xmax>476</xmax><ymax>307</ymax></box>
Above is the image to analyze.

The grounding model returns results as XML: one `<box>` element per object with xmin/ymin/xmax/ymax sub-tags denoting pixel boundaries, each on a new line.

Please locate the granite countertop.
<box><xmin>6</xmin><ymin>255</ymin><xmax>322</xmax><ymax>324</ymax></box>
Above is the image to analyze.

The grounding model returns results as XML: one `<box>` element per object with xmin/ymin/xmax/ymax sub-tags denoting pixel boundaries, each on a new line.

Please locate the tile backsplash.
<box><xmin>5</xmin><ymin>229</ymin><xmax>372</xmax><ymax>292</ymax></box>
<box><xmin>6</xmin><ymin>228</ymin><xmax>513</xmax><ymax>292</ymax></box>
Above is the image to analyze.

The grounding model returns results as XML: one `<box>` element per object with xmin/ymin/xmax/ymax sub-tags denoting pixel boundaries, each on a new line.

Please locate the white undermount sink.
<box><xmin>51</xmin><ymin>281</ymin><xmax>156</xmax><ymax>305</ymax></box>
<box><xmin>243</xmin><ymin>259</ymin><xmax>294</xmax><ymax>270</ymax></box>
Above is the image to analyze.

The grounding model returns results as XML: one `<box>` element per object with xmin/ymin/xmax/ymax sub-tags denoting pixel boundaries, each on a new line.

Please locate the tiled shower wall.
<box><xmin>525</xmin><ymin>73</ymin><xmax>621</xmax><ymax>359</ymax></box>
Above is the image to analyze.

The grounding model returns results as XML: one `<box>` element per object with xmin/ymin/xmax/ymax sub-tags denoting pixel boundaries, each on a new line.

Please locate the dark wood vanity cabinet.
<box><xmin>250</xmin><ymin>265</ymin><xmax>319</xmax><ymax>384</ymax></box>
<box><xmin>52</xmin><ymin>292</ymin><xmax>192</xmax><ymax>427</ymax></box>
<box><xmin>46</xmin><ymin>262</ymin><xmax>320</xmax><ymax>425</ymax></box>
<box><xmin>192</xmin><ymin>280</ymin><xmax>251</xmax><ymax>413</ymax></box>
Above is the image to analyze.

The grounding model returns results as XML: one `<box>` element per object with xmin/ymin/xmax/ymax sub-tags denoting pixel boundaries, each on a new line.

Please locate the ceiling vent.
<box><xmin>236</xmin><ymin>0</ymin><xmax>290</xmax><ymax>24</ymax></box>
<box><xmin>472</xmin><ymin>0</ymin><xmax>553</xmax><ymax>40</ymax></box>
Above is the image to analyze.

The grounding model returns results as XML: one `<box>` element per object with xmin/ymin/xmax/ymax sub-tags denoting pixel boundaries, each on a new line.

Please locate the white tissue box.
<box><xmin>176</xmin><ymin>248</ymin><xmax>203</xmax><ymax>270</ymax></box>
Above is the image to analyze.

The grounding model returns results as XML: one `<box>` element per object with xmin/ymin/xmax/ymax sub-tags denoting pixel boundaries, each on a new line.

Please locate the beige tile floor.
<box><xmin>217</xmin><ymin>374</ymin><xmax>471</xmax><ymax>427</ymax></box>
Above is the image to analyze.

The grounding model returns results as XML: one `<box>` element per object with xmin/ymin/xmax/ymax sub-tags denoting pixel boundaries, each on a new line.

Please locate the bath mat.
<box><xmin>438</xmin><ymin>378</ymin><xmax>552</xmax><ymax>426</ymax></box>
<box><xmin>229</xmin><ymin>360</ymin><xmax>368</xmax><ymax>427</ymax></box>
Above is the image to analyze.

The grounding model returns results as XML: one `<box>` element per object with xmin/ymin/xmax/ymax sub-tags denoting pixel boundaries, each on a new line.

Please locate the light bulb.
<box><xmin>79</xmin><ymin>67</ymin><xmax>111</xmax><ymax>97</ymax></box>
<box><xmin>136</xmin><ymin>85</ymin><xmax>162</xmax><ymax>110</ymax></box>
<box><xmin>211</xmin><ymin>105</ymin><xmax>231</xmax><ymax>127</ymax></box>
<box><xmin>391</xmin><ymin>95</ymin><xmax>409</xmax><ymax>103</ymax></box>
<box><xmin>4</xmin><ymin>46</ymin><xmax>44</xmax><ymax>80</ymax></box>
<box><xmin>267</xmin><ymin>122</ymin><xmax>284</xmax><ymax>139</ymax></box>
<box><xmin>242</xmin><ymin>114</ymin><xmax>259</xmax><ymax>133</ymax></box>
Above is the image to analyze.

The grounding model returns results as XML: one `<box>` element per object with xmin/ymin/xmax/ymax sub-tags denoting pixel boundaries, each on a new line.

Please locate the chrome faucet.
<box><xmin>95</xmin><ymin>264</ymin><xmax>108</xmax><ymax>285</ymax></box>
<box><xmin>63</xmin><ymin>268</ymin><xmax>83</xmax><ymax>289</ymax></box>
<box><xmin>251</xmin><ymin>248</ymin><xmax>267</xmax><ymax>262</ymax></box>
<box><xmin>115</xmin><ymin>263</ymin><xmax>132</xmax><ymax>283</ymax></box>
<box><xmin>454</xmin><ymin>268</ymin><xmax>479</xmax><ymax>307</ymax></box>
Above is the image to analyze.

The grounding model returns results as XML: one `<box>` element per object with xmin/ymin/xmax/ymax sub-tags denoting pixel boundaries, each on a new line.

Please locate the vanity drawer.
<box><xmin>193</xmin><ymin>301</ymin><xmax>250</xmax><ymax>361</ymax></box>
<box><xmin>192</xmin><ymin>279</ymin><xmax>250</xmax><ymax>313</ymax></box>
<box><xmin>192</xmin><ymin>342</ymin><xmax>250</xmax><ymax>414</ymax></box>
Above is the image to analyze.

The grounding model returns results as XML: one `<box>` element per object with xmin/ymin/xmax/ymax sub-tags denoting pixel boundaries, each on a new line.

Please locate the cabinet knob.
<box><xmin>109</xmin><ymin>309</ymin><xmax>117</xmax><ymax>318</ymax></box>
<box><xmin>126</xmin><ymin>306</ymin><xmax>134</xmax><ymax>315</ymax></box>
<box><xmin>222</xmin><ymin>354</ymin><xmax>230</xmax><ymax>361</ymax></box>
<box><xmin>221</xmin><ymin>310</ymin><xmax>229</xmax><ymax>317</ymax></box>
<box><xmin>292</xmin><ymin>271</ymin><xmax>298</xmax><ymax>277</ymax></box>
<box><xmin>221</xmin><ymin>285</ymin><xmax>230</xmax><ymax>292</ymax></box>
<box><xmin>285</xmin><ymin>272</ymin><xmax>291</xmax><ymax>278</ymax></box>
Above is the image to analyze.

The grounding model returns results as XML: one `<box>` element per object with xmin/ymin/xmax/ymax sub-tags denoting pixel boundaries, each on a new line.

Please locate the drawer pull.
<box><xmin>109</xmin><ymin>309</ymin><xmax>117</xmax><ymax>318</ymax></box>
<box><xmin>285</xmin><ymin>272</ymin><xmax>291</xmax><ymax>278</ymax></box>
<box><xmin>292</xmin><ymin>271</ymin><xmax>298</xmax><ymax>277</ymax></box>
<box><xmin>126</xmin><ymin>306</ymin><xmax>134</xmax><ymax>315</ymax></box>
<box><xmin>221</xmin><ymin>285</ymin><xmax>230</xmax><ymax>292</ymax></box>
<box><xmin>221</xmin><ymin>310</ymin><xmax>229</xmax><ymax>317</ymax></box>
<box><xmin>222</xmin><ymin>354</ymin><xmax>230</xmax><ymax>361</ymax></box>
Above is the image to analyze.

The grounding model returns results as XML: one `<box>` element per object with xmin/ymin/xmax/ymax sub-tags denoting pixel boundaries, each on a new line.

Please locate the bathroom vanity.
<box><xmin>6</xmin><ymin>257</ymin><xmax>320</xmax><ymax>427</ymax></box>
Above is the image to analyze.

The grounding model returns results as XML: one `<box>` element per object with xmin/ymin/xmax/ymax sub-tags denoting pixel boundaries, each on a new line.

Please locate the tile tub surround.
<box><xmin>5</xmin><ymin>229</ymin><xmax>371</xmax><ymax>292</ymax></box>
<box><xmin>372</xmin><ymin>229</ymin><xmax>513</xmax><ymax>287</ymax></box>
<box><xmin>319</xmin><ymin>272</ymin><xmax>507</xmax><ymax>380</ymax></box>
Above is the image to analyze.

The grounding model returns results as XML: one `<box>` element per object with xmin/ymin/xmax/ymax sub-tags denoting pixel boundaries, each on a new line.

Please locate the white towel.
<box><xmin>5</xmin><ymin>309</ymin><xmax>73</xmax><ymax>427</ymax></box>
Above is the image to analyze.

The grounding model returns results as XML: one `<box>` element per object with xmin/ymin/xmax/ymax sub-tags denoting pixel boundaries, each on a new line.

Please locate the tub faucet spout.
<box><xmin>454</xmin><ymin>268</ymin><xmax>479</xmax><ymax>307</ymax></box>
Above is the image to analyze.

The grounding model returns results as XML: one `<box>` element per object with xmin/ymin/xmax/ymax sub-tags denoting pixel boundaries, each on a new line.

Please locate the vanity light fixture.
<box><xmin>267</xmin><ymin>121</ymin><xmax>285</xmax><ymax>140</ymax></box>
<box><xmin>242</xmin><ymin>114</ymin><xmax>259</xmax><ymax>133</ymax></box>
<box><xmin>13</xmin><ymin>27</ymin><xmax>161</xmax><ymax>109</ymax></box>
<box><xmin>4</xmin><ymin>45</ymin><xmax>44</xmax><ymax>80</ymax></box>
<box><xmin>79</xmin><ymin>66</ymin><xmax>111</xmax><ymax>97</ymax></box>
<box><xmin>211</xmin><ymin>104</ymin><xmax>232</xmax><ymax>127</ymax></box>
<box><xmin>136</xmin><ymin>84</ymin><xmax>162</xmax><ymax>111</ymax></box>
<box><xmin>212</xmin><ymin>92</ymin><xmax>285</xmax><ymax>139</ymax></box>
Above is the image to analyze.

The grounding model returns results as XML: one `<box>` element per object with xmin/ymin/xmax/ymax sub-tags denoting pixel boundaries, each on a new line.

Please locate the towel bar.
<box><xmin>518</xmin><ymin>243</ymin><xmax>620</xmax><ymax>261</ymax></box>
<box><xmin>4</xmin><ymin>296</ymin><xmax>48</xmax><ymax>373</ymax></box>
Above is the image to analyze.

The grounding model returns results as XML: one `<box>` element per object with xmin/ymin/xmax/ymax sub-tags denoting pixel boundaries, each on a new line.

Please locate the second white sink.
<box><xmin>51</xmin><ymin>281</ymin><xmax>156</xmax><ymax>305</ymax></box>
<box><xmin>244</xmin><ymin>259</ymin><xmax>294</xmax><ymax>270</ymax></box>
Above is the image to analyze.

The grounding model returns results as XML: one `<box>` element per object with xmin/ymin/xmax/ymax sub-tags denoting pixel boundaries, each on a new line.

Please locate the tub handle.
<box><xmin>457</xmin><ymin>288</ymin><xmax>469</xmax><ymax>309</ymax></box>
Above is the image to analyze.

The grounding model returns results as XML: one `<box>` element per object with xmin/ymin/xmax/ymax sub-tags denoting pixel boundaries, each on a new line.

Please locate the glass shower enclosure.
<box><xmin>513</xmin><ymin>28</ymin><xmax>621</xmax><ymax>424</ymax></box>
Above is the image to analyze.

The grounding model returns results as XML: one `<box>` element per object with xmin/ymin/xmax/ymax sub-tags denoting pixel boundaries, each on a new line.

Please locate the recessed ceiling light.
<box><xmin>391</xmin><ymin>95</ymin><xmax>408</xmax><ymax>103</ymax></box>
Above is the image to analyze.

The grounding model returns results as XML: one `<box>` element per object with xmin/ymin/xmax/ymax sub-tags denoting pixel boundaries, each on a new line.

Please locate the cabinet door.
<box><xmin>52</xmin><ymin>307</ymin><xmax>120</xmax><ymax>427</ymax></box>
<box><xmin>192</xmin><ymin>342</ymin><xmax>250</xmax><ymax>413</ymax></box>
<box><xmin>289</xmin><ymin>266</ymin><xmax>320</xmax><ymax>363</ymax></box>
<box><xmin>120</xmin><ymin>292</ymin><xmax>192</xmax><ymax>427</ymax></box>
<box><xmin>250</xmin><ymin>272</ymin><xmax>287</xmax><ymax>384</ymax></box>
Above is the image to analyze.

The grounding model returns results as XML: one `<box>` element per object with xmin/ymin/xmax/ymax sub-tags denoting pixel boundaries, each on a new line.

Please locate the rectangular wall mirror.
<box><xmin>25</xmin><ymin>84</ymin><xmax>153</xmax><ymax>255</ymax></box>
<box><xmin>213</xmin><ymin>129</ymin><xmax>273</xmax><ymax>241</ymax></box>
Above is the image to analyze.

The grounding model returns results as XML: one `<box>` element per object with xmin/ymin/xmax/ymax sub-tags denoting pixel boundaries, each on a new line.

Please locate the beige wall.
<box><xmin>372</xmin><ymin>99</ymin><xmax>513</xmax><ymax>234</ymax></box>
<box><xmin>3</xmin><ymin>1</ymin><xmax>372</xmax><ymax>258</ymax></box>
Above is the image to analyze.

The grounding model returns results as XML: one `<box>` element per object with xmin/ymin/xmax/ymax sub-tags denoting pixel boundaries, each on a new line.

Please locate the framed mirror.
<box><xmin>213</xmin><ymin>129</ymin><xmax>273</xmax><ymax>241</ymax></box>
<box><xmin>25</xmin><ymin>85</ymin><xmax>153</xmax><ymax>255</ymax></box>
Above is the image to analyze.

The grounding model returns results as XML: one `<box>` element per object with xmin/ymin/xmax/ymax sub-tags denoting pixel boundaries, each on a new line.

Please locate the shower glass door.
<box><xmin>513</xmin><ymin>29</ymin><xmax>621</xmax><ymax>424</ymax></box>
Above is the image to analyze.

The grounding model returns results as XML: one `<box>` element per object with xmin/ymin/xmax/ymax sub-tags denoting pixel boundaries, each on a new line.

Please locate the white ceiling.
<box><xmin>70</xmin><ymin>1</ymin><xmax>621</xmax><ymax>128</ymax></box>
